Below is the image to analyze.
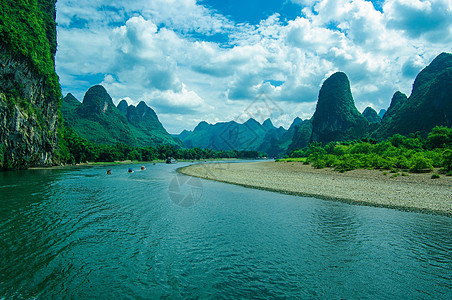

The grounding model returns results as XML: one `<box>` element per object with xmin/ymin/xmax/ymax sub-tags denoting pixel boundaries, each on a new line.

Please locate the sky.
<box><xmin>55</xmin><ymin>0</ymin><xmax>452</xmax><ymax>134</ymax></box>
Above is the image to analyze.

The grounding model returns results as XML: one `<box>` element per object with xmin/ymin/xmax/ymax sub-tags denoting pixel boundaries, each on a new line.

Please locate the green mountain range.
<box><xmin>374</xmin><ymin>52</ymin><xmax>452</xmax><ymax>139</ymax></box>
<box><xmin>176</xmin><ymin>118</ymin><xmax>286</xmax><ymax>154</ymax></box>
<box><xmin>62</xmin><ymin>85</ymin><xmax>183</xmax><ymax>147</ymax></box>
<box><xmin>180</xmin><ymin>52</ymin><xmax>451</xmax><ymax>156</ymax></box>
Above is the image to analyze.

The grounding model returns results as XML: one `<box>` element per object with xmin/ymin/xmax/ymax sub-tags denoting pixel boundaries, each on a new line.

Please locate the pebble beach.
<box><xmin>179</xmin><ymin>161</ymin><xmax>452</xmax><ymax>215</ymax></box>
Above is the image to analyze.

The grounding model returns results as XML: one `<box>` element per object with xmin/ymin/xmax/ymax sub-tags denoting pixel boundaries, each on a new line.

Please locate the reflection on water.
<box><xmin>0</xmin><ymin>163</ymin><xmax>451</xmax><ymax>299</ymax></box>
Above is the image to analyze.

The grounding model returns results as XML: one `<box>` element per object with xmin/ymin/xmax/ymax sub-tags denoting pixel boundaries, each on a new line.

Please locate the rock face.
<box><xmin>362</xmin><ymin>107</ymin><xmax>381</xmax><ymax>124</ymax></box>
<box><xmin>374</xmin><ymin>52</ymin><xmax>452</xmax><ymax>139</ymax></box>
<box><xmin>310</xmin><ymin>72</ymin><xmax>370</xmax><ymax>144</ymax></box>
<box><xmin>62</xmin><ymin>86</ymin><xmax>182</xmax><ymax>147</ymax></box>
<box><xmin>179</xmin><ymin>118</ymin><xmax>286</xmax><ymax>152</ymax></box>
<box><xmin>0</xmin><ymin>0</ymin><xmax>60</xmax><ymax>169</ymax></box>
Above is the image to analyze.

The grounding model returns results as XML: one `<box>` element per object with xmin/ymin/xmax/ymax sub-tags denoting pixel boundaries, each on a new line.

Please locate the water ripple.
<box><xmin>0</xmin><ymin>164</ymin><xmax>451</xmax><ymax>299</ymax></box>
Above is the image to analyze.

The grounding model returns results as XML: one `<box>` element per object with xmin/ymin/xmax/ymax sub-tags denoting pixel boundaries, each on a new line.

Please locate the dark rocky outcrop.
<box><xmin>310</xmin><ymin>72</ymin><xmax>370</xmax><ymax>144</ymax></box>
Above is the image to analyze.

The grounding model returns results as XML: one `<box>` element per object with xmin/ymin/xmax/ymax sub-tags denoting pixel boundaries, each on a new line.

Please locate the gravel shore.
<box><xmin>179</xmin><ymin>161</ymin><xmax>452</xmax><ymax>215</ymax></box>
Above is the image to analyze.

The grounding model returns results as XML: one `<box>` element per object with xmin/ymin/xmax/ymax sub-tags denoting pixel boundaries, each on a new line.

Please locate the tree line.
<box><xmin>57</xmin><ymin>127</ymin><xmax>266</xmax><ymax>164</ymax></box>
<box><xmin>283</xmin><ymin>126</ymin><xmax>452</xmax><ymax>175</ymax></box>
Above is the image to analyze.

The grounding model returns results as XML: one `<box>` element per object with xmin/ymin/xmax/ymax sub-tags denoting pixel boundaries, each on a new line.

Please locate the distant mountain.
<box><xmin>289</xmin><ymin>119</ymin><xmax>313</xmax><ymax>150</ymax></box>
<box><xmin>117</xmin><ymin>99</ymin><xmax>128</xmax><ymax>116</ymax></box>
<box><xmin>378</xmin><ymin>109</ymin><xmax>386</xmax><ymax>119</ymax></box>
<box><xmin>310</xmin><ymin>72</ymin><xmax>370</xmax><ymax>144</ymax></box>
<box><xmin>289</xmin><ymin>117</ymin><xmax>303</xmax><ymax>129</ymax></box>
<box><xmin>269</xmin><ymin>117</ymin><xmax>308</xmax><ymax>156</ymax></box>
<box><xmin>65</xmin><ymin>85</ymin><xmax>137</xmax><ymax>145</ymax></box>
<box><xmin>374</xmin><ymin>52</ymin><xmax>452</xmax><ymax>139</ymax></box>
<box><xmin>362</xmin><ymin>107</ymin><xmax>381</xmax><ymax>124</ymax></box>
<box><xmin>62</xmin><ymin>85</ymin><xmax>182</xmax><ymax>147</ymax></box>
<box><xmin>373</xmin><ymin>91</ymin><xmax>407</xmax><ymax>139</ymax></box>
<box><xmin>179</xmin><ymin>118</ymin><xmax>286</xmax><ymax>152</ymax></box>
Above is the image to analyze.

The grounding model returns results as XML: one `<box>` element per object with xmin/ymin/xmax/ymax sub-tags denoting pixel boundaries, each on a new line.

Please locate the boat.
<box><xmin>166</xmin><ymin>157</ymin><xmax>177</xmax><ymax>164</ymax></box>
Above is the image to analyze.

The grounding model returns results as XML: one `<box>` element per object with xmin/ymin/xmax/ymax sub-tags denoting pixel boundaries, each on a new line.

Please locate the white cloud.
<box><xmin>384</xmin><ymin>0</ymin><xmax>452</xmax><ymax>42</ymax></box>
<box><xmin>56</xmin><ymin>0</ymin><xmax>452</xmax><ymax>134</ymax></box>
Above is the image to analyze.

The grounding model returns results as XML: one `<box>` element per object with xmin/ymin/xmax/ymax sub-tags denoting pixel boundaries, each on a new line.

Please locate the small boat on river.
<box><xmin>166</xmin><ymin>157</ymin><xmax>177</xmax><ymax>164</ymax></box>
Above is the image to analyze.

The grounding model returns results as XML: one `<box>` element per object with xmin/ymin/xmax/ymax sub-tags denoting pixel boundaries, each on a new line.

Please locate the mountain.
<box><xmin>289</xmin><ymin>117</ymin><xmax>303</xmax><ymax>129</ymax></box>
<box><xmin>122</xmin><ymin>101</ymin><xmax>183</xmax><ymax>147</ymax></box>
<box><xmin>64</xmin><ymin>85</ymin><xmax>137</xmax><ymax>145</ymax></box>
<box><xmin>61</xmin><ymin>93</ymin><xmax>81</xmax><ymax>125</ymax></box>
<box><xmin>268</xmin><ymin>117</ymin><xmax>307</xmax><ymax>156</ymax></box>
<box><xmin>378</xmin><ymin>109</ymin><xmax>387</xmax><ymax>119</ymax></box>
<box><xmin>362</xmin><ymin>107</ymin><xmax>381</xmax><ymax>124</ymax></box>
<box><xmin>289</xmin><ymin>119</ymin><xmax>313</xmax><ymax>150</ymax></box>
<box><xmin>374</xmin><ymin>52</ymin><xmax>452</xmax><ymax>139</ymax></box>
<box><xmin>310</xmin><ymin>72</ymin><xmax>370</xmax><ymax>144</ymax></box>
<box><xmin>117</xmin><ymin>99</ymin><xmax>128</xmax><ymax>116</ymax></box>
<box><xmin>373</xmin><ymin>91</ymin><xmax>407</xmax><ymax>139</ymax></box>
<box><xmin>62</xmin><ymin>86</ymin><xmax>182</xmax><ymax>147</ymax></box>
<box><xmin>1</xmin><ymin>0</ymin><xmax>60</xmax><ymax>169</ymax></box>
<box><xmin>179</xmin><ymin>118</ymin><xmax>286</xmax><ymax>152</ymax></box>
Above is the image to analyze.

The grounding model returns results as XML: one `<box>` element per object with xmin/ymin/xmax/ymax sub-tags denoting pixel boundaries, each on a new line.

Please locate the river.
<box><xmin>1</xmin><ymin>162</ymin><xmax>451</xmax><ymax>299</ymax></box>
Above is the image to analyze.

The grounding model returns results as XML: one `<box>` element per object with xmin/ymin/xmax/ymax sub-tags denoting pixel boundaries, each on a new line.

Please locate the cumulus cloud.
<box><xmin>384</xmin><ymin>0</ymin><xmax>452</xmax><ymax>42</ymax></box>
<box><xmin>56</xmin><ymin>0</ymin><xmax>452</xmax><ymax>133</ymax></box>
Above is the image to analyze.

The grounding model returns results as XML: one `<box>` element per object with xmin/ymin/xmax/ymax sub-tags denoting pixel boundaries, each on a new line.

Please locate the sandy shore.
<box><xmin>179</xmin><ymin>161</ymin><xmax>452</xmax><ymax>215</ymax></box>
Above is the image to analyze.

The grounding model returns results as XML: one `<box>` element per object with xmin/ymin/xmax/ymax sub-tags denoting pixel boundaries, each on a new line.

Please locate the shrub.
<box><xmin>409</xmin><ymin>153</ymin><xmax>433</xmax><ymax>173</ymax></box>
<box><xmin>431</xmin><ymin>174</ymin><xmax>440</xmax><ymax>179</ymax></box>
<box><xmin>334</xmin><ymin>154</ymin><xmax>361</xmax><ymax>172</ymax></box>
<box><xmin>442</xmin><ymin>149</ymin><xmax>452</xmax><ymax>171</ymax></box>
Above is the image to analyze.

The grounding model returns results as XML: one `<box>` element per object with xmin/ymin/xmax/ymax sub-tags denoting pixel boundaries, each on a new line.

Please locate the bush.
<box><xmin>431</xmin><ymin>174</ymin><xmax>441</xmax><ymax>179</ymax></box>
<box><xmin>409</xmin><ymin>153</ymin><xmax>433</xmax><ymax>173</ymax></box>
<box><xmin>442</xmin><ymin>149</ymin><xmax>452</xmax><ymax>171</ymax></box>
<box><xmin>334</xmin><ymin>154</ymin><xmax>361</xmax><ymax>172</ymax></box>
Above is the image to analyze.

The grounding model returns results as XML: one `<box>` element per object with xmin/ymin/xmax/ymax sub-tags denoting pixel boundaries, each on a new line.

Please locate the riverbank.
<box><xmin>27</xmin><ymin>158</ymin><xmax>239</xmax><ymax>171</ymax></box>
<box><xmin>179</xmin><ymin>161</ymin><xmax>452</xmax><ymax>215</ymax></box>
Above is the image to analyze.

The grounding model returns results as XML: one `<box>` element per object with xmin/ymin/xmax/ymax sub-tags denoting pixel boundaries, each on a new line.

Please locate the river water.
<box><xmin>1</xmin><ymin>162</ymin><xmax>451</xmax><ymax>299</ymax></box>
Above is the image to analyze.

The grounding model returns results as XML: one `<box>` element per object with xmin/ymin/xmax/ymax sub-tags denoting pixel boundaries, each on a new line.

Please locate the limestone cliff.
<box><xmin>310</xmin><ymin>72</ymin><xmax>370</xmax><ymax>144</ymax></box>
<box><xmin>0</xmin><ymin>0</ymin><xmax>60</xmax><ymax>169</ymax></box>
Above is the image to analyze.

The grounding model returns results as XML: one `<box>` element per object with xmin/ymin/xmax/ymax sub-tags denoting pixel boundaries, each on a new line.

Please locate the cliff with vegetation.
<box><xmin>0</xmin><ymin>0</ymin><xmax>60</xmax><ymax>169</ymax></box>
<box><xmin>310</xmin><ymin>72</ymin><xmax>370</xmax><ymax>144</ymax></box>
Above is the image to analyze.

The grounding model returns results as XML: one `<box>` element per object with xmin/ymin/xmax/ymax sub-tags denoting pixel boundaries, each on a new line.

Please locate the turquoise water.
<box><xmin>1</xmin><ymin>162</ymin><xmax>451</xmax><ymax>299</ymax></box>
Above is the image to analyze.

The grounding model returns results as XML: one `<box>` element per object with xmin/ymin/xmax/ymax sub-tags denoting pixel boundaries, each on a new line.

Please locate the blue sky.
<box><xmin>55</xmin><ymin>0</ymin><xmax>452</xmax><ymax>133</ymax></box>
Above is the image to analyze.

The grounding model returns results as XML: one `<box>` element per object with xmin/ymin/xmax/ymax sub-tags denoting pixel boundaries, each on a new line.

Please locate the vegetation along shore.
<box><xmin>180</xmin><ymin>126</ymin><xmax>452</xmax><ymax>215</ymax></box>
<box><xmin>179</xmin><ymin>161</ymin><xmax>452</xmax><ymax>215</ymax></box>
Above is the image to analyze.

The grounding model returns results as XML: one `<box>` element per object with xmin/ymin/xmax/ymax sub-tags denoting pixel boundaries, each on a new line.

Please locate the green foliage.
<box><xmin>409</xmin><ymin>153</ymin><xmax>433</xmax><ymax>173</ymax></box>
<box><xmin>289</xmin><ymin>126</ymin><xmax>452</xmax><ymax>173</ymax></box>
<box><xmin>427</xmin><ymin>126</ymin><xmax>452</xmax><ymax>149</ymax></box>
<box><xmin>0</xmin><ymin>0</ymin><xmax>61</xmax><ymax>101</ymax></box>
<box><xmin>442</xmin><ymin>149</ymin><xmax>452</xmax><ymax>171</ymax></box>
<box><xmin>57</xmin><ymin>125</ymin><xmax>261</xmax><ymax>165</ymax></box>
